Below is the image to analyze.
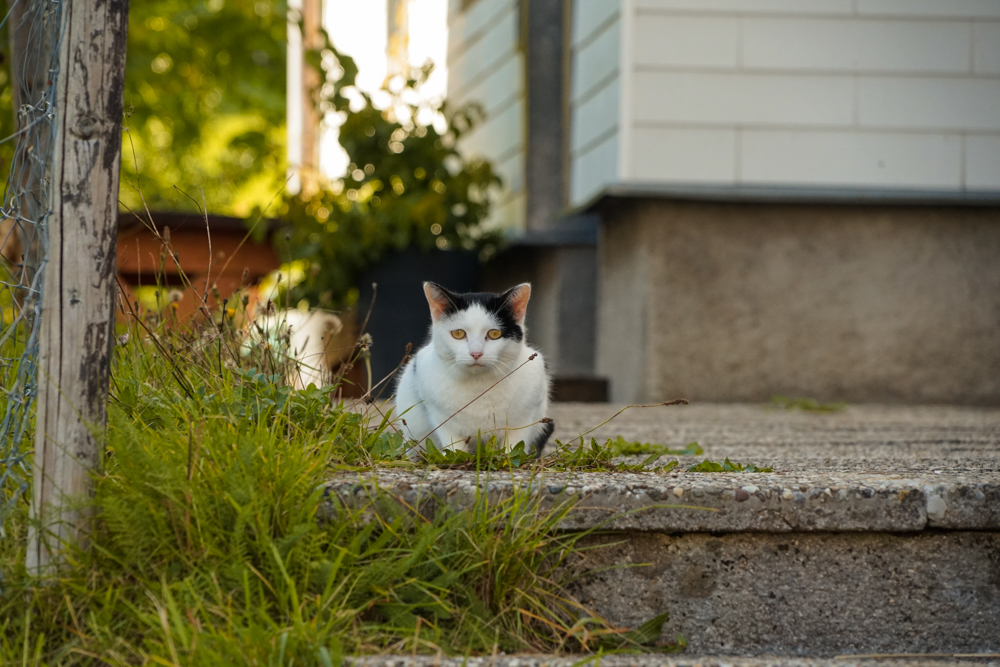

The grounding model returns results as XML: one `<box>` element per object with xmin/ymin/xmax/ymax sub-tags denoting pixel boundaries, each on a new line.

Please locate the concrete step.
<box><xmin>349</xmin><ymin>656</ymin><xmax>1000</xmax><ymax>667</ymax></box>
<box><xmin>327</xmin><ymin>404</ymin><xmax>1000</xmax><ymax>657</ymax></box>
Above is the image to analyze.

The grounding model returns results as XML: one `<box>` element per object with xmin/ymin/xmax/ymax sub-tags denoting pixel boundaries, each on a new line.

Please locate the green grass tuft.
<box><xmin>769</xmin><ymin>395</ymin><xmax>846</xmax><ymax>413</ymax></box>
<box><xmin>686</xmin><ymin>458</ymin><xmax>773</xmax><ymax>473</ymax></box>
<box><xmin>0</xmin><ymin>303</ymin><xmax>681</xmax><ymax>664</ymax></box>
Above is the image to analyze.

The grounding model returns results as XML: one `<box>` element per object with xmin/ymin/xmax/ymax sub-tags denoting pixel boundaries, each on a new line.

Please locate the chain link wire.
<box><xmin>1</xmin><ymin>0</ymin><xmax>62</xmax><ymax>532</ymax></box>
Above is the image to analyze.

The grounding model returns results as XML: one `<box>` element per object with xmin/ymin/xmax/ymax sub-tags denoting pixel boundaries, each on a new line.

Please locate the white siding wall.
<box><xmin>596</xmin><ymin>0</ymin><xmax>1000</xmax><ymax>201</ymax></box>
<box><xmin>570</xmin><ymin>1</ymin><xmax>622</xmax><ymax>205</ymax></box>
<box><xmin>447</xmin><ymin>0</ymin><xmax>526</xmax><ymax>231</ymax></box>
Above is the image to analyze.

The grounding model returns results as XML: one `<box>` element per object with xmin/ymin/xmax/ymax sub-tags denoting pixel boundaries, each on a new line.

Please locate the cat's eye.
<box><xmin>487</xmin><ymin>329</ymin><xmax>502</xmax><ymax>340</ymax></box>
<box><xmin>450</xmin><ymin>329</ymin><xmax>466</xmax><ymax>340</ymax></box>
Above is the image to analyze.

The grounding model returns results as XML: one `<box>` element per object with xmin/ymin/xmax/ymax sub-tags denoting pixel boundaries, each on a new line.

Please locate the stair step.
<box><xmin>347</xmin><ymin>656</ymin><xmax>1000</xmax><ymax>667</ymax></box>
<box><xmin>326</xmin><ymin>465</ymin><xmax>999</xmax><ymax>532</ymax></box>
<box><xmin>329</xmin><ymin>404</ymin><xmax>999</xmax><ymax>657</ymax></box>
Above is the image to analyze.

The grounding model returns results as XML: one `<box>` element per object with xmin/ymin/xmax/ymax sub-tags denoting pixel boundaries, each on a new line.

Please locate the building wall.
<box><xmin>447</xmin><ymin>0</ymin><xmax>526</xmax><ymax>231</ymax></box>
<box><xmin>571</xmin><ymin>0</ymin><xmax>1000</xmax><ymax>206</ymax></box>
<box><xmin>597</xmin><ymin>199</ymin><xmax>1000</xmax><ymax>404</ymax></box>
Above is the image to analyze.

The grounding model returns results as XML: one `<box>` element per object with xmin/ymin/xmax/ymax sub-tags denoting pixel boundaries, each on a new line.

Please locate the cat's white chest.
<box><xmin>440</xmin><ymin>369</ymin><xmax>523</xmax><ymax>430</ymax></box>
<box><xmin>397</xmin><ymin>344</ymin><xmax>549</xmax><ymax>449</ymax></box>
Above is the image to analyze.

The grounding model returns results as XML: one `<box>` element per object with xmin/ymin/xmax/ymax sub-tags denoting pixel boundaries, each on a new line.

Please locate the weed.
<box><xmin>687</xmin><ymin>458</ymin><xmax>774</xmax><ymax>473</ymax></box>
<box><xmin>770</xmin><ymin>395</ymin><xmax>846</xmax><ymax>413</ymax></box>
<box><xmin>604</xmin><ymin>438</ymin><xmax>702</xmax><ymax>458</ymax></box>
<box><xmin>397</xmin><ymin>437</ymin><xmax>697</xmax><ymax>474</ymax></box>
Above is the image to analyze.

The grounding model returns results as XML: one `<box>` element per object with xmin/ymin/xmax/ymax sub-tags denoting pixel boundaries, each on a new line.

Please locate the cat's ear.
<box><xmin>424</xmin><ymin>282</ymin><xmax>457</xmax><ymax>321</ymax></box>
<box><xmin>503</xmin><ymin>283</ymin><xmax>531</xmax><ymax>324</ymax></box>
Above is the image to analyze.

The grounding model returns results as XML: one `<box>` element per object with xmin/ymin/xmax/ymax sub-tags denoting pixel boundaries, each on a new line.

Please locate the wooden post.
<box><xmin>26</xmin><ymin>0</ymin><xmax>130</xmax><ymax>574</ymax></box>
<box><xmin>300</xmin><ymin>0</ymin><xmax>321</xmax><ymax>196</ymax></box>
<box><xmin>286</xmin><ymin>0</ymin><xmax>320</xmax><ymax>196</ymax></box>
<box><xmin>386</xmin><ymin>0</ymin><xmax>410</xmax><ymax>78</ymax></box>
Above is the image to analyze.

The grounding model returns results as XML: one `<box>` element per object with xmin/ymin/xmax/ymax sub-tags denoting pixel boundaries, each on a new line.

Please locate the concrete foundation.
<box><xmin>571</xmin><ymin>531</ymin><xmax>1000</xmax><ymax>657</ymax></box>
<box><xmin>595</xmin><ymin>199</ymin><xmax>1000</xmax><ymax>405</ymax></box>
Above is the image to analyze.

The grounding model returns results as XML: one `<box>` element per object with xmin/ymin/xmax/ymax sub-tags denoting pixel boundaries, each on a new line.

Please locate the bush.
<box><xmin>275</xmin><ymin>43</ymin><xmax>503</xmax><ymax>309</ymax></box>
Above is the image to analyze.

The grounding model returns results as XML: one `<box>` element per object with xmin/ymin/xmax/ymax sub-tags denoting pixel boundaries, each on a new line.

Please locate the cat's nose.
<box><xmin>470</xmin><ymin>351</ymin><xmax>483</xmax><ymax>360</ymax></box>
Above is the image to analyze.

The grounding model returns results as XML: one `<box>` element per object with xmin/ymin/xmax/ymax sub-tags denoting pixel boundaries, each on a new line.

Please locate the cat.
<box><xmin>394</xmin><ymin>282</ymin><xmax>554</xmax><ymax>456</ymax></box>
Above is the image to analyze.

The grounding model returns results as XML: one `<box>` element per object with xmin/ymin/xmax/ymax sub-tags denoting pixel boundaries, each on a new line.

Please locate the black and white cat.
<box><xmin>395</xmin><ymin>282</ymin><xmax>554</xmax><ymax>455</ymax></box>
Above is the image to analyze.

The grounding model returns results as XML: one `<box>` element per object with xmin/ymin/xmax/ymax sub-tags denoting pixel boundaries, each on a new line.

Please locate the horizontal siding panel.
<box><xmin>634</xmin><ymin>15</ymin><xmax>738</xmax><ymax>68</ymax></box>
<box><xmin>974</xmin><ymin>22</ymin><xmax>1000</xmax><ymax>74</ymax></box>
<box><xmin>460</xmin><ymin>97</ymin><xmax>523</xmax><ymax>161</ymax></box>
<box><xmin>741</xmin><ymin>130</ymin><xmax>963</xmax><ymax>188</ymax></box>
<box><xmin>448</xmin><ymin>8</ymin><xmax>518</xmax><ymax>97</ymax></box>
<box><xmin>858</xmin><ymin>77</ymin><xmax>1000</xmax><ymax>131</ymax></box>
<box><xmin>633</xmin><ymin>72</ymin><xmax>854</xmax><ymax>126</ymax></box>
<box><xmin>573</xmin><ymin>0</ymin><xmax>620</xmax><ymax>47</ymax></box>
<box><xmin>632</xmin><ymin>127</ymin><xmax>736</xmax><ymax>182</ymax></box>
<box><xmin>572</xmin><ymin>18</ymin><xmax>620</xmax><ymax>102</ymax></box>
<box><xmin>965</xmin><ymin>135</ymin><xmax>1000</xmax><ymax>190</ymax></box>
<box><xmin>494</xmin><ymin>148</ymin><xmax>524</xmax><ymax>195</ymax></box>
<box><xmin>571</xmin><ymin>132</ymin><xmax>619</xmax><ymax>205</ymax></box>
<box><xmin>635</xmin><ymin>0</ymin><xmax>853</xmax><ymax>15</ymax></box>
<box><xmin>449</xmin><ymin>0</ymin><xmax>515</xmax><ymax>54</ymax></box>
<box><xmin>743</xmin><ymin>18</ymin><xmax>972</xmax><ymax>73</ymax></box>
<box><xmin>452</xmin><ymin>55</ymin><xmax>521</xmax><ymax>115</ymax></box>
<box><xmin>572</xmin><ymin>79</ymin><xmax>619</xmax><ymax>153</ymax></box>
<box><xmin>856</xmin><ymin>0</ymin><xmax>1000</xmax><ymax>19</ymax></box>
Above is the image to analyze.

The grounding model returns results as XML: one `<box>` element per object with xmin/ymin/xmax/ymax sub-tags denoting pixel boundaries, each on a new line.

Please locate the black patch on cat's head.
<box><xmin>424</xmin><ymin>282</ymin><xmax>527</xmax><ymax>342</ymax></box>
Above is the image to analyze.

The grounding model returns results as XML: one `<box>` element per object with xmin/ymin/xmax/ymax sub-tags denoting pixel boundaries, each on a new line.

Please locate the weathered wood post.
<box><xmin>26</xmin><ymin>0</ymin><xmax>130</xmax><ymax>574</ymax></box>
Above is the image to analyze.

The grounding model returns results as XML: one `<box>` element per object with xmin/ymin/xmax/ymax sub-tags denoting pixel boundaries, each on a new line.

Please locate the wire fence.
<box><xmin>1</xmin><ymin>0</ymin><xmax>61</xmax><ymax>531</ymax></box>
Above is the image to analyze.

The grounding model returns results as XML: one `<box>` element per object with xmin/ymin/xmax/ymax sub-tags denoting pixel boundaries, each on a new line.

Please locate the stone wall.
<box><xmin>596</xmin><ymin>199</ymin><xmax>1000</xmax><ymax>404</ymax></box>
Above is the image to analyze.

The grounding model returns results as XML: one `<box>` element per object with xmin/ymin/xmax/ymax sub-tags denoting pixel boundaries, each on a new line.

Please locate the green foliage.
<box><xmin>543</xmin><ymin>439</ymin><xmax>681</xmax><ymax>474</ymax></box>
<box><xmin>276</xmin><ymin>44</ymin><xmax>503</xmax><ymax>308</ymax></box>
<box><xmin>0</xmin><ymin>2</ymin><xmax>286</xmax><ymax>210</ymax></box>
<box><xmin>121</xmin><ymin>0</ymin><xmax>288</xmax><ymax>216</ymax></box>
<box><xmin>1</xmin><ymin>309</ymin><xmax>682</xmax><ymax>662</ymax></box>
<box><xmin>604</xmin><ymin>438</ymin><xmax>702</xmax><ymax>458</ymax></box>
<box><xmin>686</xmin><ymin>458</ymin><xmax>774</xmax><ymax>473</ymax></box>
<box><xmin>770</xmin><ymin>395</ymin><xmax>847</xmax><ymax>413</ymax></box>
<box><xmin>345</xmin><ymin>435</ymin><xmax>699</xmax><ymax>475</ymax></box>
<box><xmin>4</xmin><ymin>1</ymin><xmax>502</xmax><ymax>310</ymax></box>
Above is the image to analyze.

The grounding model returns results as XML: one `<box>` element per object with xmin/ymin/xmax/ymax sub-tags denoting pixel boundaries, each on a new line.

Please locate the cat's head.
<box><xmin>423</xmin><ymin>282</ymin><xmax>530</xmax><ymax>373</ymax></box>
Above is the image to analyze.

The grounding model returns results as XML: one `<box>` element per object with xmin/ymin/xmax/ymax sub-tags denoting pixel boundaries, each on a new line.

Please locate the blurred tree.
<box><xmin>2</xmin><ymin>1</ymin><xmax>287</xmax><ymax>218</ymax></box>
<box><xmin>120</xmin><ymin>0</ymin><xmax>288</xmax><ymax>217</ymax></box>
<box><xmin>1</xmin><ymin>1</ymin><xmax>501</xmax><ymax>313</ymax></box>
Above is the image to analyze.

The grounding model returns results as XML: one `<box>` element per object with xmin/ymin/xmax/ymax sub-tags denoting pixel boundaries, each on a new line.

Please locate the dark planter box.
<box><xmin>357</xmin><ymin>248</ymin><xmax>479</xmax><ymax>389</ymax></box>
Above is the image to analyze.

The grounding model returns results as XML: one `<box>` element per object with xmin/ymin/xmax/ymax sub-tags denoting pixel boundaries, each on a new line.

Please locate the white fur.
<box><xmin>395</xmin><ymin>302</ymin><xmax>550</xmax><ymax>453</ymax></box>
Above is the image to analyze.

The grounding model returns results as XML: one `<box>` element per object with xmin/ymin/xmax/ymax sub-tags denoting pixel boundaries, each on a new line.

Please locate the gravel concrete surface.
<box><xmin>328</xmin><ymin>403</ymin><xmax>1000</xmax><ymax>532</ymax></box>
<box><xmin>347</xmin><ymin>655</ymin><xmax>1000</xmax><ymax>667</ymax></box>
<box><xmin>547</xmin><ymin>403</ymin><xmax>1000</xmax><ymax>462</ymax></box>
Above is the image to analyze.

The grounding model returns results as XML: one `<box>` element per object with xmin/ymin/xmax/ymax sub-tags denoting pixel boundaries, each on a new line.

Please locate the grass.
<box><xmin>770</xmin><ymin>395</ymin><xmax>846</xmax><ymax>413</ymax></box>
<box><xmin>0</xmin><ymin>295</ymin><xmax>684</xmax><ymax>665</ymax></box>
<box><xmin>0</xmin><ymin>214</ymin><xmax>766</xmax><ymax>661</ymax></box>
<box><xmin>686</xmin><ymin>458</ymin><xmax>773</xmax><ymax>473</ymax></box>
